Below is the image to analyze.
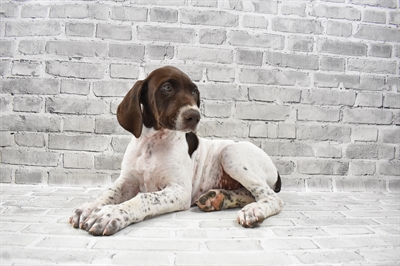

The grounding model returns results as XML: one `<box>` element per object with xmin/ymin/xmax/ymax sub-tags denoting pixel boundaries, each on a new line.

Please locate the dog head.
<box><xmin>117</xmin><ymin>66</ymin><xmax>201</xmax><ymax>138</ymax></box>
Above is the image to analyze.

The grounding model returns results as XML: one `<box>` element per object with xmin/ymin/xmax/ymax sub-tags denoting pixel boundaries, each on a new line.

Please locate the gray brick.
<box><xmin>66</xmin><ymin>22</ymin><xmax>95</xmax><ymax>37</ymax></box>
<box><xmin>298</xmin><ymin>106</ymin><xmax>340</xmax><ymax>122</ymax></box>
<box><xmin>0</xmin><ymin>3</ymin><xmax>18</xmax><ymax>18</ymax></box>
<box><xmin>60</xmin><ymin>79</ymin><xmax>90</xmax><ymax>95</ymax></box>
<box><xmin>178</xmin><ymin>47</ymin><xmax>233</xmax><ymax>64</ymax></box>
<box><xmin>249</xmin><ymin>122</ymin><xmax>268</xmax><ymax>138</ymax></box>
<box><xmin>49</xmin><ymin>134</ymin><xmax>109</xmax><ymax>152</ymax></box>
<box><xmin>11</xmin><ymin>60</ymin><xmax>41</xmax><ymax>76</ymax></box>
<box><xmin>349</xmin><ymin>0</ymin><xmax>397</xmax><ymax>8</ymax></box>
<box><xmin>15</xmin><ymin>171</ymin><xmax>42</xmax><ymax>184</ymax></box>
<box><xmin>109</xmin><ymin>44</ymin><xmax>144</xmax><ymax>60</ymax></box>
<box><xmin>48</xmin><ymin>172</ymin><xmax>110</xmax><ymax>187</ymax></box>
<box><xmin>236</xmin><ymin>102</ymin><xmax>292</xmax><ymax>121</ymax></box>
<box><xmin>111</xmin><ymin>136</ymin><xmax>131</xmax><ymax>153</ymax></box>
<box><xmin>0</xmin><ymin>40</ymin><xmax>16</xmax><ymax>56</ymax></box>
<box><xmin>346</xmin><ymin>144</ymin><xmax>394</xmax><ymax>159</ymax></box>
<box><xmin>352</xmin><ymin>128</ymin><xmax>378</xmax><ymax>142</ymax></box>
<box><xmin>327</xmin><ymin>21</ymin><xmax>352</xmax><ymax>37</ymax></box>
<box><xmin>298</xmin><ymin>160</ymin><xmax>349</xmax><ymax>175</ymax></box>
<box><xmin>384</xmin><ymin>92</ymin><xmax>400</xmax><ymax>108</ymax></box>
<box><xmin>6</xmin><ymin>21</ymin><xmax>61</xmax><ymax>36</ymax></box>
<box><xmin>272</xmin><ymin>18</ymin><xmax>323</xmax><ymax>34</ymax></box>
<box><xmin>46</xmin><ymin>61</ymin><xmax>104</xmax><ymax>79</ymax></box>
<box><xmin>265</xmin><ymin>52</ymin><xmax>319</xmax><ymax>70</ymax></box>
<box><xmin>64</xmin><ymin>153</ymin><xmax>92</xmax><ymax>169</ymax></box>
<box><xmin>381</xmin><ymin>128</ymin><xmax>400</xmax><ymax>144</ymax></box>
<box><xmin>360</xmin><ymin>76</ymin><xmax>386</xmax><ymax>91</ymax></box>
<box><xmin>93</xmin><ymin>81</ymin><xmax>131</xmax><ymax>97</ymax></box>
<box><xmin>94</xmin><ymin>155</ymin><xmax>123</xmax><ymax>170</ymax></box>
<box><xmin>348</xmin><ymin>59</ymin><xmax>396</xmax><ymax>74</ymax></box>
<box><xmin>89</xmin><ymin>4</ymin><xmax>109</xmax><ymax>20</ymax></box>
<box><xmin>18</xmin><ymin>40</ymin><xmax>45</xmax><ymax>55</ymax></box>
<box><xmin>0</xmin><ymin>96</ymin><xmax>12</xmax><ymax>112</ymax></box>
<box><xmin>262</xmin><ymin>140</ymin><xmax>314</xmax><ymax>157</ymax></box>
<box><xmin>204</xmin><ymin>102</ymin><xmax>232</xmax><ymax>118</ymax></box>
<box><xmin>355</xmin><ymin>25</ymin><xmax>400</xmax><ymax>42</ymax></box>
<box><xmin>355</xmin><ymin>92</ymin><xmax>382</xmax><ymax>107</ymax></box>
<box><xmin>50</xmin><ymin>4</ymin><xmax>88</xmax><ymax>18</ymax></box>
<box><xmin>236</xmin><ymin>50</ymin><xmax>263</xmax><ymax>66</ymax></box>
<box><xmin>229</xmin><ymin>31</ymin><xmax>284</xmax><ymax>49</ymax></box>
<box><xmin>314</xmin><ymin>73</ymin><xmax>360</xmax><ymax>89</ymax></box>
<box><xmin>277</xmin><ymin>123</ymin><xmax>296</xmax><ymax>139</ymax></box>
<box><xmin>21</xmin><ymin>5</ymin><xmax>48</xmax><ymax>18</ymax></box>
<box><xmin>350</xmin><ymin>161</ymin><xmax>376</xmax><ymax>175</ymax></box>
<box><xmin>302</xmin><ymin>89</ymin><xmax>356</xmax><ymax>106</ymax></box>
<box><xmin>312</xmin><ymin>4</ymin><xmax>361</xmax><ymax>20</ymax></box>
<box><xmin>298</xmin><ymin>125</ymin><xmax>351</xmax><ymax>142</ymax></box>
<box><xmin>199</xmin><ymin>29</ymin><xmax>226</xmax><ymax>45</ymax></box>
<box><xmin>343</xmin><ymin>108</ymin><xmax>392</xmax><ymax>125</ymax></box>
<box><xmin>191</xmin><ymin>0</ymin><xmax>218</xmax><ymax>7</ymax></box>
<box><xmin>320</xmin><ymin>57</ymin><xmax>345</xmax><ymax>72</ymax></box>
<box><xmin>13</xmin><ymin>96</ymin><xmax>43</xmax><ymax>113</ymax></box>
<box><xmin>95</xmin><ymin>117</ymin><xmax>127</xmax><ymax>135</ymax></box>
<box><xmin>335</xmin><ymin>177</ymin><xmax>387</xmax><ymax>192</ymax></box>
<box><xmin>14</xmin><ymin>133</ymin><xmax>45</xmax><ymax>147</ymax></box>
<box><xmin>206</xmin><ymin>67</ymin><xmax>235</xmax><ymax>82</ymax></box>
<box><xmin>281</xmin><ymin>3</ymin><xmax>306</xmax><ymax>17</ymax></box>
<box><xmin>389</xmin><ymin>10</ymin><xmax>400</xmax><ymax>25</ymax></box>
<box><xmin>46</xmin><ymin>41</ymin><xmax>107</xmax><ymax>57</ymax></box>
<box><xmin>150</xmin><ymin>8</ymin><xmax>177</xmax><ymax>22</ymax></box>
<box><xmin>0</xmin><ymin>60</ymin><xmax>10</xmax><ymax>76</ymax></box>
<box><xmin>249</xmin><ymin>86</ymin><xmax>301</xmax><ymax>103</ymax></box>
<box><xmin>379</xmin><ymin>161</ymin><xmax>400</xmax><ymax>176</ymax></box>
<box><xmin>222</xmin><ymin>1</ymin><xmax>278</xmax><ymax>13</ymax></box>
<box><xmin>0</xmin><ymin>114</ymin><xmax>61</xmax><ymax>132</ymax></box>
<box><xmin>363</xmin><ymin>9</ymin><xmax>386</xmax><ymax>23</ymax></box>
<box><xmin>138</xmin><ymin>26</ymin><xmax>195</xmax><ymax>43</ymax></box>
<box><xmin>239</xmin><ymin>68</ymin><xmax>309</xmax><ymax>86</ymax></box>
<box><xmin>145</xmin><ymin>64</ymin><xmax>204</xmax><ymax>81</ymax></box>
<box><xmin>96</xmin><ymin>24</ymin><xmax>132</xmax><ymax>41</ymax></box>
<box><xmin>111</xmin><ymin>6</ymin><xmax>147</xmax><ymax>21</ymax></box>
<box><xmin>110</xmin><ymin>64</ymin><xmax>140</xmax><ymax>79</ymax></box>
<box><xmin>46</xmin><ymin>97</ymin><xmax>108</xmax><ymax>115</ymax></box>
<box><xmin>198</xmin><ymin>120</ymin><xmax>248</xmax><ymax>138</ymax></box>
<box><xmin>274</xmin><ymin>159</ymin><xmax>295</xmax><ymax>175</ymax></box>
<box><xmin>199</xmin><ymin>84</ymin><xmax>246</xmax><ymax>101</ymax></box>
<box><xmin>64</xmin><ymin>116</ymin><xmax>94</xmax><ymax>133</ymax></box>
<box><xmin>287</xmin><ymin>36</ymin><xmax>314</xmax><ymax>52</ymax></box>
<box><xmin>369</xmin><ymin>44</ymin><xmax>392</xmax><ymax>58</ymax></box>
<box><xmin>0</xmin><ymin>168</ymin><xmax>12</xmax><ymax>183</ymax></box>
<box><xmin>182</xmin><ymin>10</ymin><xmax>238</xmax><ymax>27</ymax></box>
<box><xmin>318</xmin><ymin>39</ymin><xmax>367</xmax><ymax>56</ymax></box>
<box><xmin>242</xmin><ymin>15</ymin><xmax>268</xmax><ymax>28</ymax></box>
<box><xmin>315</xmin><ymin>145</ymin><xmax>342</xmax><ymax>158</ymax></box>
<box><xmin>2</xmin><ymin>150</ymin><xmax>59</xmax><ymax>167</ymax></box>
<box><xmin>147</xmin><ymin>45</ymin><xmax>174</xmax><ymax>60</ymax></box>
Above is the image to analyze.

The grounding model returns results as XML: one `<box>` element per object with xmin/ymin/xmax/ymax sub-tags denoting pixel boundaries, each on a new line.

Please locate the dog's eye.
<box><xmin>192</xmin><ymin>89</ymin><xmax>198</xmax><ymax>96</ymax></box>
<box><xmin>162</xmin><ymin>83</ymin><xmax>172</xmax><ymax>91</ymax></box>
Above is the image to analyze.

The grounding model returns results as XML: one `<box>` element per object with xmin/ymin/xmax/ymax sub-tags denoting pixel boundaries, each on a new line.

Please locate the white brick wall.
<box><xmin>0</xmin><ymin>0</ymin><xmax>399</xmax><ymax>191</ymax></box>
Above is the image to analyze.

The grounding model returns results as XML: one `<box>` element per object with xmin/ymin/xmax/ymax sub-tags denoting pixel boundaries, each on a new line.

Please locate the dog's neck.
<box><xmin>139</xmin><ymin>125</ymin><xmax>184</xmax><ymax>141</ymax></box>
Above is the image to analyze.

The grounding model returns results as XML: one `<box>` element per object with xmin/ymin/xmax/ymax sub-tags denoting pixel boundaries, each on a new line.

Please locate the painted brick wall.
<box><xmin>0</xmin><ymin>0</ymin><xmax>399</xmax><ymax>191</ymax></box>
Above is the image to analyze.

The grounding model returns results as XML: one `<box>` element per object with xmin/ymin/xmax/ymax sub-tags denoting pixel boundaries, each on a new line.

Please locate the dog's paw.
<box><xmin>196</xmin><ymin>190</ymin><xmax>224</xmax><ymax>212</ymax></box>
<box><xmin>81</xmin><ymin>205</ymin><xmax>130</xmax><ymax>236</ymax></box>
<box><xmin>69</xmin><ymin>201</ymin><xmax>103</xmax><ymax>229</ymax></box>
<box><xmin>236</xmin><ymin>202</ymin><xmax>265</xmax><ymax>228</ymax></box>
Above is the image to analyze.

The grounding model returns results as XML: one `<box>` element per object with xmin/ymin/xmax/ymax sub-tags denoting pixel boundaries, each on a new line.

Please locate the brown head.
<box><xmin>117</xmin><ymin>66</ymin><xmax>201</xmax><ymax>138</ymax></box>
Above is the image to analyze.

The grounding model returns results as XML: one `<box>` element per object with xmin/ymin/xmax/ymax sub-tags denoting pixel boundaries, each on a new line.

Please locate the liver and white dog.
<box><xmin>69</xmin><ymin>66</ymin><xmax>283</xmax><ymax>236</ymax></box>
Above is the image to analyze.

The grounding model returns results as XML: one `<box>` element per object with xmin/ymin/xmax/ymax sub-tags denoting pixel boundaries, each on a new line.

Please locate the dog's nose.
<box><xmin>183</xmin><ymin>109</ymin><xmax>201</xmax><ymax>127</ymax></box>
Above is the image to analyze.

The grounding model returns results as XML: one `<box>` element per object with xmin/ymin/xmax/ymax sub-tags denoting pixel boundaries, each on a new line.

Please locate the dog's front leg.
<box><xmin>82</xmin><ymin>184</ymin><xmax>191</xmax><ymax>236</ymax></box>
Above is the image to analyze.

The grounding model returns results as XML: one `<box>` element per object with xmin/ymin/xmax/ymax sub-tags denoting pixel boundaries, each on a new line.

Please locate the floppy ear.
<box><xmin>117</xmin><ymin>80</ymin><xmax>145</xmax><ymax>138</ymax></box>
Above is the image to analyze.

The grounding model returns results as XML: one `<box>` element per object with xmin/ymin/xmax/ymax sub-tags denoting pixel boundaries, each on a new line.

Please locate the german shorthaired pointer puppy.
<box><xmin>69</xmin><ymin>66</ymin><xmax>283</xmax><ymax>236</ymax></box>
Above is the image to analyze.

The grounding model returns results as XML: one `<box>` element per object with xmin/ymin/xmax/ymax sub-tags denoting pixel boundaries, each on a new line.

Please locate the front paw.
<box><xmin>82</xmin><ymin>205</ymin><xmax>130</xmax><ymax>236</ymax></box>
<box><xmin>69</xmin><ymin>201</ymin><xmax>103</xmax><ymax>229</ymax></box>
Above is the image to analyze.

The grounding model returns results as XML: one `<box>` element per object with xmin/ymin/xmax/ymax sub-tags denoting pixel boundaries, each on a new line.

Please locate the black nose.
<box><xmin>183</xmin><ymin>109</ymin><xmax>201</xmax><ymax>127</ymax></box>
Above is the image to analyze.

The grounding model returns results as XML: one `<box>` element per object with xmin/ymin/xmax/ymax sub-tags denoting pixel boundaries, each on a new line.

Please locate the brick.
<box><xmin>63</xmin><ymin>116</ymin><xmax>94</xmax><ymax>133</ymax></box>
<box><xmin>315</xmin><ymin>145</ymin><xmax>342</xmax><ymax>158</ymax></box>
<box><xmin>50</xmin><ymin>4</ymin><xmax>88</xmax><ymax>18</ymax></box>
<box><xmin>363</xmin><ymin>9</ymin><xmax>386</xmax><ymax>23</ymax></box>
<box><xmin>11</xmin><ymin>60</ymin><xmax>41</xmax><ymax>76</ymax></box>
<box><xmin>265</xmin><ymin>52</ymin><xmax>319</xmax><ymax>70</ymax></box>
<box><xmin>21</xmin><ymin>5</ymin><xmax>48</xmax><ymax>18</ymax></box>
<box><xmin>60</xmin><ymin>80</ymin><xmax>90</xmax><ymax>95</ymax></box>
<box><xmin>0</xmin><ymin>3</ymin><xmax>18</xmax><ymax>18</ymax></box>
<box><xmin>89</xmin><ymin>4</ymin><xmax>109</xmax><ymax>20</ymax></box>
<box><xmin>6</xmin><ymin>21</ymin><xmax>61</xmax><ymax>36</ymax></box>
<box><xmin>96</xmin><ymin>24</ymin><xmax>132</xmax><ymax>41</ymax></box>
<box><xmin>287</xmin><ymin>36</ymin><xmax>314</xmax><ymax>52</ymax></box>
<box><xmin>182</xmin><ymin>10</ymin><xmax>238</xmax><ymax>27</ymax></box>
<box><xmin>0</xmin><ymin>60</ymin><xmax>10</xmax><ymax>76</ymax></box>
<box><xmin>198</xmin><ymin>120</ymin><xmax>248</xmax><ymax>138</ymax></box>
<box><xmin>0</xmin><ymin>114</ymin><xmax>61</xmax><ymax>132</ymax></box>
<box><xmin>109</xmin><ymin>44</ymin><xmax>144</xmax><ymax>60</ymax></box>
<box><xmin>242</xmin><ymin>14</ymin><xmax>268</xmax><ymax>28</ymax></box>
<box><xmin>272</xmin><ymin>18</ymin><xmax>323</xmax><ymax>34</ymax></box>
<box><xmin>318</xmin><ymin>39</ymin><xmax>367</xmax><ymax>56</ymax></box>
<box><xmin>236</xmin><ymin>102</ymin><xmax>292</xmax><ymax>121</ymax></box>
<box><xmin>93</xmin><ymin>81</ymin><xmax>131</xmax><ymax>97</ymax></box>
<box><xmin>13</xmin><ymin>96</ymin><xmax>43</xmax><ymax>113</ymax></box>
<box><xmin>229</xmin><ymin>31</ymin><xmax>284</xmax><ymax>49</ymax></box>
<box><xmin>110</xmin><ymin>64</ymin><xmax>140</xmax><ymax>79</ymax></box>
<box><xmin>206</xmin><ymin>240</ymin><xmax>261</xmax><ymax>251</ymax></box>
<box><xmin>381</xmin><ymin>128</ymin><xmax>400</xmax><ymax>144</ymax></box>
<box><xmin>94</xmin><ymin>155</ymin><xmax>122</xmax><ymax>170</ymax></box>
<box><xmin>314</xmin><ymin>73</ymin><xmax>360</xmax><ymax>89</ymax></box>
<box><xmin>298</xmin><ymin>106</ymin><xmax>340</xmax><ymax>122</ymax></box>
<box><xmin>66</xmin><ymin>22</ymin><xmax>95</xmax><ymax>37</ymax></box>
<box><xmin>355</xmin><ymin>92</ymin><xmax>382</xmax><ymax>107</ymax></box>
<box><xmin>145</xmin><ymin>64</ymin><xmax>203</xmax><ymax>81</ymax></box>
<box><xmin>199</xmin><ymin>29</ymin><xmax>226</xmax><ymax>45</ymax></box>
<box><xmin>46</xmin><ymin>61</ymin><xmax>104</xmax><ymax>79</ymax></box>
<box><xmin>352</xmin><ymin>128</ymin><xmax>378</xmax><ymax>142</ymax></box>
<box><xmin>302</xmin><ymin>89</ymin><xmax>356</xmax><ymax>106</ymax></box>
<box><xmin>369</xmin><ymin>44</ymin><xmax>392</xmax><ymax>58</ymax></box>
<box><xmin>239</xmin><ymin>68</ymin><xmax>309</xmax><ymax>86</ymax></box>
<box><xmin>18</xmin><ymin>40</ymin><xmax>45</xmax><ymax>55</ymax></box>
<box><xmin>360</xmin><ymin>76</ymin><xmax>386</xmax><ymax>91</ymax></box>
<box><xmin>206</xmin><ymin>67</ymin><xmax>235</xmax><ymax>82</ymax></box>
<box><xmin>0</xmin><ymin>40</ymin><xmax>16</xmax><ymax>56</ymax></box>
<box><xmin>267</xmin><ymin>124</ymin><xmax>278</xmax><ymax>139</ymax></box>
<box><xmin>379</xmin><ymin>162</ymin><xmax>400</xmax><ymax>176</ymax></box>
<box><xmin>281</xmin><ymin>3</ymin><xmax>306</xmax><ymax>17</ymax></box>
<box><xmin>137</xmin><ymin>26</ymin><xmax>195</xmax><ymax>43</ymax></box>
<box><xmin>312</xmin><ymin>4</ymin><xmax>361</xmax><ymax>20</ymax></box>
<box><xmin>95</xmin><ymin>117</ymin><xmax>127</xmax><ymax>135</ymax></box>
<box><xmin>0</xmin><ymin>132</ymin><xmax>13</xmax><ymax>147</ymax></box>
<box><xmin>295</xmin><ymin>250</ymin><xmax>362</xmax><ymax>264</ymax></box>
<box><xmin>111</xmin><ymin>6</ymin><xmax>147</xmax><ymax>21</ymax></box>
<box><xmin>147</xmin><ymin>45</ymin><xmax>174</xmax><ymax>60</ymax></box>
<box><xmin>351</xmin><ymin>161</ymin><xmax>376</xmax><ymax>175</ymax></box>
<box><xmin>191</xmin><ymin>0</ymin><xmax>217</xmax><ymax>7</ymax></box>
<box><xmin>384</xmin><ymin>92</ymin><xmax>400</xmax><ymax>108</ymax></box>
<box><xmin>249</xmin><ymin>122</ymin><xmax>268</xmax><ymax>138</ymax></box>
<box><xmin>46</xmin><ymin>97</ymin><xmax>108</xmax><ymax>115</ymax></box>
<box><xmin>132</xmin><ymin>0</ymin><xmax>184</xmax><ymax>5</ymax></box>
<box><xmin>2</xmin><ymin>150</ymin><xmax>59</xmax><ymax>167</ymax></box>
<box><xmin>178</xmin><ymin>47</ymin><xmax>232</xmax><ymax>64</ymax></box>
<box><xmin>336</xmin><ymin>177</ymin><xmax>387</xmax><ymax>191</ymax></box>
<box><xmin>236</xmin><ymin>50</ymin><xmax>263</xmax><ymax>66</ymax></box>
<box><xmin>298</xmin><ymin>125</ymin><xmax>351</xmax><ymax>142</ymax></box>
<box><xmin>274</xmin><ymin>159</ymin><xmax>295</xmax><ymax>175</ymax></box>
<box><xmin>326</xmin><ymin>21</ymin><xmax>352</xmax><ymax>37</ymax></box>
<box><xmin>14</xmin><ymin>133</ymin><xmax>45</xmax><ymax>147</ymax></box>
<box><xmin>48</xmin><ymin>172</ymin><xmax>110</xmax><ymax>187</ymax></box>
<box><xmin>278</xmin><ymin>123</ymin><xmax>296</xmax><ymax>139</ymax></box>
<box><xmin>0</xmin><ymin>168</ymin><xmax>12</xmax><ymax>183</ymax></box>
<box><xmin>0</xmin><ymin>96</ymin><xmax>12</xmax><ymax>112</ymax></box>
<box><xmin>321</xmin><ymin>56</ymin><xmax>346</xmax><ymax>72</ymax></box>
<box><xmin>111</xmin><ymin>136</ymin><xmax>131</xmax><ymax>153</ymax></box>
<box><xmin>262</xmin><ymin>140</ymin><xmax>314</xmax><ymax>157</ymax></box>
<box><xmin>15</xmin><ymin>171</ymin><xmax>42</xmax><ymax>184</ymax></box>
<box><xmin>346</xmin><ymin>144</ymin><xmax>394</xmax><ymax>159</ymax></box>
<box><xmin>204</xmin><ymin>102</ymin><xmax>232</xmax><ymax>118</ymax></box>
<box><xmin>49</xmin><ymin>134</ymin><xmax>109</xmax><ymax>152</ymax></box>
<box><xmin>150</xmin><ymin>8</ymin><xmax>178</xmax><ymax>22</ymax></box>
<box><xmin>349</xmin><ymin>0</ymin><xmax>397</xmax><ymax>8</ymax></box>
<box><xmin>64</xmin><ymin>153</ymin><xmax>93</xmax><ymax>169</ymax></box>
<box><xmin>222</xmin><ymin>1</ymin><xmax>278</xmax><ymax>13</ymax></box>
<box><xmin>390</xmin><ymin>10</ymin><xmax>400</xmax><ymax>25</ymax></box>
<box><xmin>348</xmin><ymin>59</ymin><xmax>396</xmax><ymax>74</ymax></box>
<box><xmin>355</xmin><ymin>25</ymin><xmax>400</xmax><ymax>42</ymax></box>
<box><xmin>249</xmin><ymin>86</ymin><xmax>301</xmax><ymax>103</ymax></box>
<box><xmin>343</xmin><ymin>108</ymin><xmax>392</xmax><ymax>125</ymax></box>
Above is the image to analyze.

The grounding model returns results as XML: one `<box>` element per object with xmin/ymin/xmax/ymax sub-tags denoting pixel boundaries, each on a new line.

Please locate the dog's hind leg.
<box><xmin>196</xmin><ymin>188</ymin><xmax>255</xmax><ymax>212</ymax></box>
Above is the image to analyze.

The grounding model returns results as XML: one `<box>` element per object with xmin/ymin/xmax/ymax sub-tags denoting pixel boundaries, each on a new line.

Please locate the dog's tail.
<box><xmin>273</xmin><ymin>172</ymin><xmax>282</xmax><ymax>193</ymax></box>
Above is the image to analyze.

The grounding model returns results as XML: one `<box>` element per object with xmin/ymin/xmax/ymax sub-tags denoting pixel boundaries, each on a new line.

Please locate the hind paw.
<box><xmin>196</xmin><ymin>190</ymin><xmax>225</xmax><ymax>212</ymax></box>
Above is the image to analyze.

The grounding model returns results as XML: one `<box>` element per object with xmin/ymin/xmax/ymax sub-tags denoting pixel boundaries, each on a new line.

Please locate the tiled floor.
<box><xmin>1</xmin><ymin>184</ymin><xmax>399</xmax><ymax>265</ymax></box>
